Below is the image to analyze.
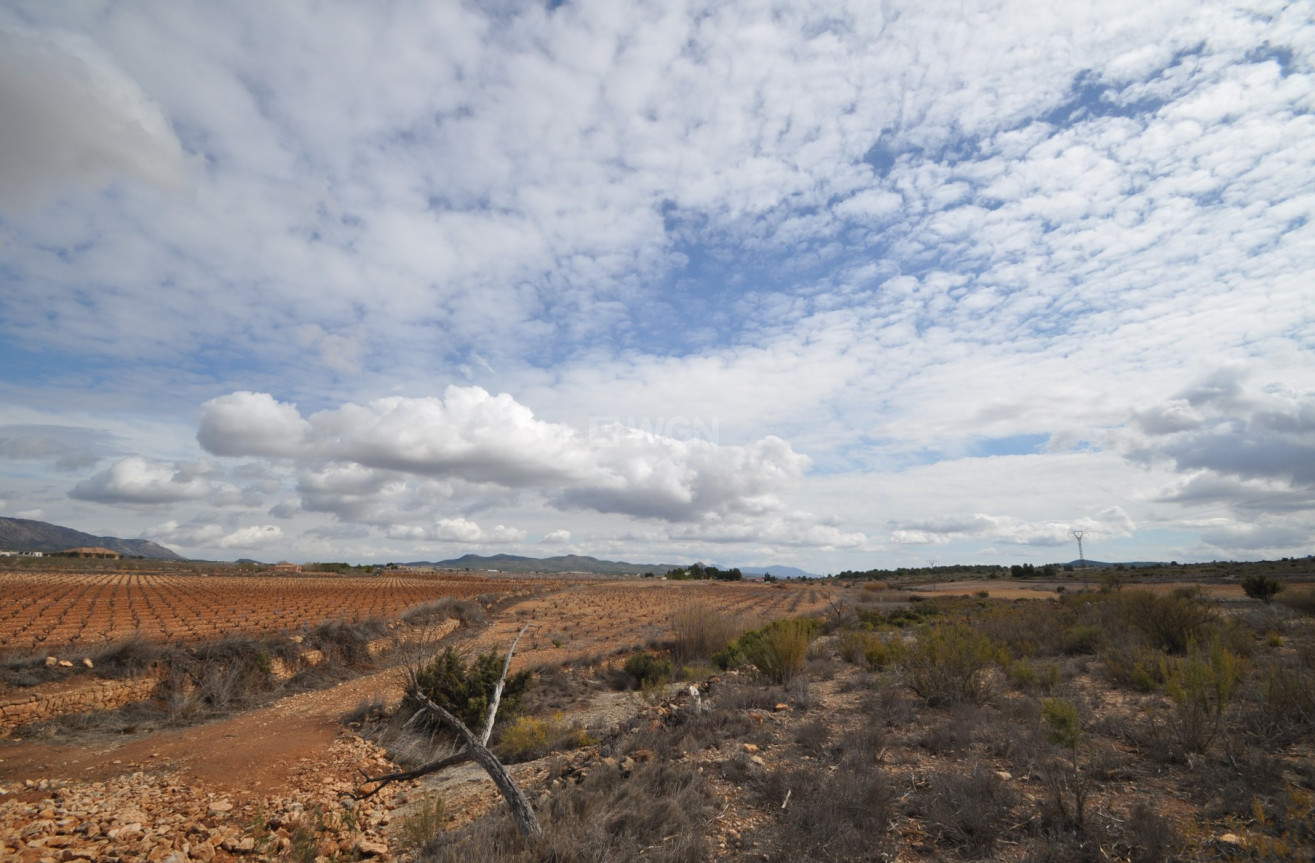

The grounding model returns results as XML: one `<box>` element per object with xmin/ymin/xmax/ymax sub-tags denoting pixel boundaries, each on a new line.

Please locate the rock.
<box><xmin>58</xmin><ymin>660</ymin><xmax>74</xmax><ymax>668</ymax></box>
<box><xmin>45</xmin><ymin>657</ymin><xmax>59</xmax><ymax>668</ymax></box>
<box><xmin>750</xmin><ymin>756</ymin><xmax>765</xmax><ymax>767</ymax></box>
<box><xmin>773</xmin><ymin>703</ymin><xmax>789</xmax><ymax>712</ymax></box>
<box><xmin>1219</xmin><ymin>833</ymin><xmax>1243</xmax><ymax>846</ymax></box>
<box><xmin>356</xmin><ymin>839</ymin><xmax>388</xmax><ymax>857</ymax></box>
<box><xmin>995</xmin><ymin>771</ymin><xmax>1012</xmax><ymax>781</ymax></box>
<box><xmin>82</xmin><ymin>659</ymin><xmax>94</xmax><ymax>669</ymax></box>
<box><xmin>742</xmin><ymin>743</ymin><xmax>759</xmax><ymax>753</ymax></box>
<box><xmin>207</xmin><ymin>800</ymin><xmax>233</xmax><ymax>815</ymax></box>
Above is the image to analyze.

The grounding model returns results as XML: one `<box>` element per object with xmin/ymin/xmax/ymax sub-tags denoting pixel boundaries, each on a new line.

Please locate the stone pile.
<box><xmin>0</xmin><ymin>734</ymin><xmax>403</xmax><ymax>863</ymax></box>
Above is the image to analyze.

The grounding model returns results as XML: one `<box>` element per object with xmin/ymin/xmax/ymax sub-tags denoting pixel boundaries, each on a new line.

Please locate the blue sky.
<box><xmin>1</xmin><ymin>0</ymin><xmax>1313</xmax><ymax>570</ymax></box>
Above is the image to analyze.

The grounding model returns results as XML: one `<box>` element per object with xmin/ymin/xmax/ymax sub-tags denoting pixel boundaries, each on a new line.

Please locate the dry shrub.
<box><xmin>419</xmin><ymin>759</ymin><xmax>715</xmax><ymax>863</ymax></box>
<box><xmin>918</xmin><ymin>765</ymin><xmax>1018</xmax><ymax>856</ymax></box>
<box><xmin>1238</xmin><ymin>658</ymin><xmax>1315</xmax><ymax>746</ymax></box>
<box><xmin>496</xmin><ymin>713</ymin><xmax>594</xmax><ymax>763</ymax></box>
<box><xmin>902</xmin><ymin>623</ymin><xmax>1005</xmax><ymax>706</ymax></box>
<box><xmin>1277</xmin><ymin>587</ymin><xmax>1315</xmax><ymax>617</ymax></box>
<box><xmin>1123</xmin><ymin>801</ymin><xmax>1183</xmax><ymax>863</ymax></box>
<box><xmin>752</xmin><ymin>756</ymin><xmax>895</xmax><ymax>862</ymax></box>
<box><xmin>1124</xmin><ymin>590</ymin><xmax>1216</xmax><ymax>655</ymax></box>
<box><xmin>837</xmin><ymin>628</ymin><xmax>907</xmax><ymax>669</ymax></box>
<box><xmin>739</xmin><ymin>619</ymin><xmax>819</xmax><ymax>684</ymax></box>
<box><xmin>671</xmin><ymin>601</ymin><xmax>741</xmax><ymax>664</ymax></box>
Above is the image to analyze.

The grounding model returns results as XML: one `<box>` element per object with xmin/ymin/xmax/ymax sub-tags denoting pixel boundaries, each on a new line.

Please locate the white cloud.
<box><xmin>387</xmin><ymin>518</ymin><xmax>525</xmax><ymax>544</ymax></box>
<box><xmin>0</xmin><ymin>24</ymin><xmax>186</xmax><ymax>209</ymax></box>
<box><xmin>70</xmin><ymin>457</ymin><xmax>211</xmax><ymax>504</ymax></box>
<box><xmin>2</xmin><ymin>2</ymin><xmax>1313</xmax><ymax>566</ymax></box>
<box><xmin>540</xmin><ymin>529</ymin><xmax>572</xmax><ymax>545</ymax></box>
<box><xmin>145</xmin><ymin>519</ymin><xmax>283</xmax><ymax>550</ymax></box>
<box><xmin>199</xmin><ymin>387</ymin><xmax>809</xmax><ymax>523</ymax></box>
<box><xmin>197</xmin><ymin>392</ymin><xmax>311</xmax><ymax>458</ymax></box>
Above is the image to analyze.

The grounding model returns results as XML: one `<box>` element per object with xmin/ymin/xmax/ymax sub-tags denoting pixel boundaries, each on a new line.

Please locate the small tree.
<box><xmin>1041</xmin><ymin>697</ymin><xmax>1089</xmax><ymax>831</ymax></box>
<box><xmin>1241</xmin><ymin>574</ymin><xmax>1285</xmax><ymax>604</ymax></box>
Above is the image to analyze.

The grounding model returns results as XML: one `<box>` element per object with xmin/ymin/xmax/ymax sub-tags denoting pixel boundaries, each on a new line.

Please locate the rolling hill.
<box><xmin>0</xmin><ymin>516</ymin><xmax>185</xmax><ymax>560</ymax></box>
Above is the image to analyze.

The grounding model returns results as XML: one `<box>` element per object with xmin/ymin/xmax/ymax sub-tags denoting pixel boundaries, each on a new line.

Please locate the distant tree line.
<box><xmin>665</xmin><ymin>562</ymin><xmax>743</xmax><ymax>581</ymax></box>
<box><xmin>306</xmin><ymin>561</ymin><xmax>378</xmax><ymax>574</ymax></box>
<box><xmin>835</xmin><ymin>563</ymin><xmax>1009</xmax><ymax>580</ymax></box>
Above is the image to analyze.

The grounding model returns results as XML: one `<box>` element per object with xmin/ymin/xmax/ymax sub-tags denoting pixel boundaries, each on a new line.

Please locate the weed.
<box><xmin>400</xmin><ymin>793</ymin><xmax>446</xmax><ymax>856</ymax></box>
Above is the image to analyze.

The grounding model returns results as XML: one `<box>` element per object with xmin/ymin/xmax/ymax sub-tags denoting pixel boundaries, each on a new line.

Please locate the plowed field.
<box><xmin>0</xmin><ymin>569</ymin><xmax>543</xmax><ymax>652</ymax></box>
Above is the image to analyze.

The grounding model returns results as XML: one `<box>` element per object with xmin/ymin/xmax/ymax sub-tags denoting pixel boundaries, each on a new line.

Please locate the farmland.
<box><xmin>4</xmin><ymin>561</ymin><xmax>1312</xmax><ymax>862</ymax></box>
<box><xmin>0</xmin><ymin>567</ymin><xmax>548</xmax><ymax>653</ymax></box>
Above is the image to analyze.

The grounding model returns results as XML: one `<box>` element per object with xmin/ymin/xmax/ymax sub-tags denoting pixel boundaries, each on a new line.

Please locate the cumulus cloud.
<box><xmin>0</xmin><ymin>24</ymin><xmax>186</xmax><ymax>208</ymax></box>
<box><xmin>199</xmin><ymin>387</ymin><xmax>809</xmax><ymax>523</ymax></box>
<box><xmin>540</xmin><ymin>529</ymin><xmax>572</xmax><ymax>545</ymax></box>
<box><xmin>70</xmin><ymin>457</ymin><xmax>212</xmax><ymax>504</ymax></box>
<box><xmin>146</xmin><ymin>519</ymin><xmax>283</xmax><ymax>549</ymax></box>
<box><xmin>197</xmin><ymin>392</ymin><xmax>310</xmax><ymax>458</ymax></box>
<box><xmin>386</xmin><ymin>518</ymin><xmax>525</xmax><ymax>544</ymax></box>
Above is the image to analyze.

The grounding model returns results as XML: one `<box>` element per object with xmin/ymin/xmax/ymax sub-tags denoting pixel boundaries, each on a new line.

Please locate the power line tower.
<box><xmin>1070</xmin><ymin>530</ymin><xmax>1086</xmax><ymax>572</ymax></box>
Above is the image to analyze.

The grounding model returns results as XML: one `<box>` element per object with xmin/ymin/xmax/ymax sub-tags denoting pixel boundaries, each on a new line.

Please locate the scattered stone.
<box><xmin>45</xmin><ymin>656</ymin><xmax>59</xmax><ymax>668</ymax></box>
<box><xmin>773</xmin><ymin>703</ymin><xmax>789</xmax><ymax>711</ymax></box>
<box><xmin>1219</xmin><ymin>833</ymin><xmax>1244</xmax><ymax>846</ymax></box>
<box><xmin>995</xmin><ymin>771</ymin><xmax>1012</xmax><ymax>781</ymax></box>
<box><xmin>82</xmin><ymin>658</ymin><xmax>94</xmax><ymax>669</ymax></box>
<box><xmin>742</xmin><ymin>743</ymin><xmax>759</xmax><ymax>753</ymax></box>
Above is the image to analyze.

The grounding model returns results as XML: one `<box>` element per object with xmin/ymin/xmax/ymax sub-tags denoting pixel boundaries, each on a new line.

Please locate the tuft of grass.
<box><xmin>671</xmin><ymin>601</ymin><xmax>742</xmax><ymax>665</ymax></box>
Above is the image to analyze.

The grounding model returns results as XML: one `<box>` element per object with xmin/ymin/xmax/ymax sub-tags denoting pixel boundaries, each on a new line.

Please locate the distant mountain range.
<box><xmin>0</xmin><ymin>517</ymin><xmax>185</xmax><ymax>560</ymax></box>
<box><xmin>739</xmin><ymin>565</ymin><xmax>821</xmax><ymax>580</ymax></box>
<box><xmin>411</xmin><ymin>553</ymin><xmax>678</xmax><ymax>576</ymax></box>
<box><xmin>408</xmin><ymin>552</ymin><xmax>821</xmax><ymax>578</ymax></box>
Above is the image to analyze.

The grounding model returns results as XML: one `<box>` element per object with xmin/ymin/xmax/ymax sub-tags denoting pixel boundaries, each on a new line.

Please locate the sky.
<box><xmin>1</xmin><ymin>0</ymin><xmax>1312</xmax><ymax>573</ymax></box>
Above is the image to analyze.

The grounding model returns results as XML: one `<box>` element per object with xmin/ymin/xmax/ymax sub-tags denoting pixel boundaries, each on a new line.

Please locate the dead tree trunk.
<box><xmin>355</xmin><ymin>624</ymin><xmax>542</xmax><ymax>844</ymax></box>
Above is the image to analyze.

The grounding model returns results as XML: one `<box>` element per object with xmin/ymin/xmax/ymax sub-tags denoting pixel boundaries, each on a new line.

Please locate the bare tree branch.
<box><xmin>353</xmin><ymin>750</ymin><xmax>471</xmax><ymax>800</ymax></box>
<box><xmin>479</xmin><ymin>623</ymin><xmax>530</xmax><ymax>746</ymax></box>
<box><xmin>352</xmin><ymin>623</ymin><xmax>542</xmax><ymax>844</ymax></box>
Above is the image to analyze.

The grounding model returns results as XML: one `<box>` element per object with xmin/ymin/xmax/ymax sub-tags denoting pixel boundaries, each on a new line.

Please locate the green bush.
<box><xmin>837</xmin><ymin>629</ymin><xmax>906</xmax><ymax>669</ymax></box>
<box><xmin>1242</xmin><ymin>574</ymin><xmax>1285</xmax><ymax>604</ymax></box>
<box><xmin>623</xmin><ymin>651</ymin><xmax>673</xmax><ymax>687</ymax></box>
<box><xmin>409</xmin><ymin>646</ymin><xmax>534</xmax><ymax>734</ymax></box>
<box><xmin>901</xmin><ymin>623</ymin><xmax>1006</xmax><ymax>706</ymax></box>
<box><xmin>1159</xmin><ymin>635</ymin><xmax>1244</xmax><ymax>755</ymax></box>
<box><xmin>1124</xmin><ymin>590</ymin><xmax>1216</xmax><ymax>654</ymax></box>
<box><xmin>730</xmin><ymin>618</ymin><xmax>820</xmax><ymax>684</ymax></box>
<box><xmin>1102</xmin><ymin>643</ymin><xmax>1164</xmax><ymax>692</ymax></box>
